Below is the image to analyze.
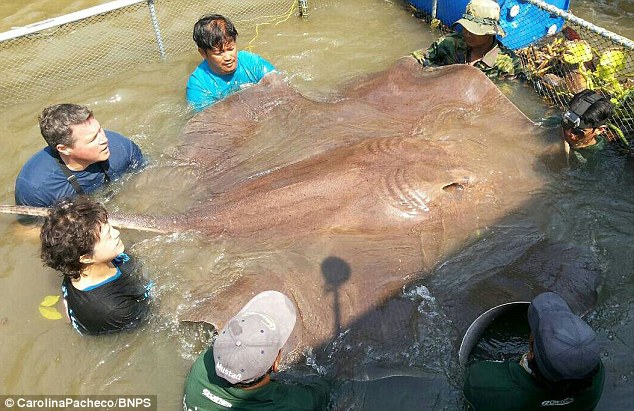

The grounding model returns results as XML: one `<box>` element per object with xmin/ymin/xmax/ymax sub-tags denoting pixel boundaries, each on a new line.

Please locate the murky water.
<box><xmin>0</xmin><ymin>1</ymin><xmax>632</xmax><ymax>410</ymax></box>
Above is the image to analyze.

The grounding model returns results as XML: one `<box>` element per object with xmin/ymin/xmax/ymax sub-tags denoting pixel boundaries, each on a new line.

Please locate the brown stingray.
<box><xmin>163</xmin><ymin>58</ymin><xmax>556</xmax><ymax>347</ymax></box>
<box><xmin>3</xmin><ymin>59</ymin><xmax>582</xmax><ymax>351</ymax></box>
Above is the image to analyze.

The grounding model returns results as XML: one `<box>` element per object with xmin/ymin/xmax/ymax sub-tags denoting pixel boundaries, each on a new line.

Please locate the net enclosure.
<box><xmin>407</xmin><ymin>0</ymin><xmax>634</xmax><ymax>145</ymax></box>
<box><xmin>1</xmin><ymin>0</ymin><xmax>633</xmax><ymax>144</ymax></box>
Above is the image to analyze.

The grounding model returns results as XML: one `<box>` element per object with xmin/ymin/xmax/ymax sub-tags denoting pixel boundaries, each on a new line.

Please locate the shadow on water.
<box><xmin>295</xmin><ymin>150</ymin><xmax>634</xmax><ymax>411</ymax></box>
<box><xmin>271</xmin><ymin>130</ymin><xmax>634</xmax><ymax>410</ymax></box>
<box><xmin>321</xmin><ymin>256</ymin><xmax>351</xmax><ymax>336</ymax></box>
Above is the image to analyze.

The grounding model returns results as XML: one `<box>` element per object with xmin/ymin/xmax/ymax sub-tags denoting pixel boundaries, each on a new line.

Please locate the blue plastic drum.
<box><xmin>405</xmin><ymin>0</ymin><xmax>571</xmax><ymax>50</ymax></box>
<box><xmin>499</xmin><ymin>0</ymin><xmax>571</xmax><ymax>50</ymax></box>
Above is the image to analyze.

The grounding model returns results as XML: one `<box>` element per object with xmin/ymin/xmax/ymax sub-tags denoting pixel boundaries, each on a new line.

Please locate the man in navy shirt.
<box><xmin>15</xmin><ymin>103</ymin><xmax>144</xmax><ymax>208</ymax></box>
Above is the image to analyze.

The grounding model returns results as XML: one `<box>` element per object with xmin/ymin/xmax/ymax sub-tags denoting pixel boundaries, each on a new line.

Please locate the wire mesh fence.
<box><xmin>516</xmin><ymin>23</ymin><xmax>634</xmax><ymax>146</ymax></box>
<box><xmin>2</xmin><ymin>0</ymin><xmax>633</xmax><ymax>144</ymax></box>
<box><xmin>0</xmin><ymin>0</ymin><xmax>301</xmax><ymax>109</ymax></box>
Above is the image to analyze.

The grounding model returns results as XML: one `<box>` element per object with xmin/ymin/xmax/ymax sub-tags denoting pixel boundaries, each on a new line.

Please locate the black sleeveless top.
<box><xmin>61</xmin><ymin>254</ymin><xmax>152</xmax><ymax>335</ymax></box>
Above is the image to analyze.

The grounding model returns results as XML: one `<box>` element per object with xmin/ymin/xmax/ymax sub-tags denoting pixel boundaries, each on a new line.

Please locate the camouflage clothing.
<box><xmin>411</xmin><ymin>32</ymin><xmax>522</xmax><ymax>79</ymax></box>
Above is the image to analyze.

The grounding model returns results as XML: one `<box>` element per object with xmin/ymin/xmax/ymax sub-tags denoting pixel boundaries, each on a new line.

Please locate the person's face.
<box><xmin>200</xmin><ymin>41</ymin><xmax>238</xmax><ymax>76</ymax></box>
<box><xmin>59</xmin><ymin>117</ymin><xmax>110</xmax><ymax>165</ymax></box>
<box><xmin>82</xmin><ymin>222</ymin><xmax>125</xmax><ymax>265</ymax></box>
<box><xmin>562</xmin><ymin>124</ymin><xmax>600</xmax><ymax>148</ymax></box>
<box><xmin>463</xmin><ymin>29</ymin><xmax>494</xmax><ymax>49</ymax></box>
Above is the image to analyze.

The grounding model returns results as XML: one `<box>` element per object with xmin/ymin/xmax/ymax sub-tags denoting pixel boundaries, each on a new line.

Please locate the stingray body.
<box><xmin>1</xmin><ymin>59</ymin><xmax>597</xmax><ymax>351</ymax></box>
<box><xmin>160</xmin><ymin>59</ymin><xmax>563</xmax><ymax>346</ymax></box>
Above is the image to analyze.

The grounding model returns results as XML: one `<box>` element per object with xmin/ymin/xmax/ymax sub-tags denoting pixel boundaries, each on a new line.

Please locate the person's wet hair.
<box><xmin>193</xmin><ymin>14</ymin><xmax>238</xmax><ymax>52</ymax></box>
<box><xmin>40</xmin><ymin>196</ymin><xmax>109</xmax><ymax>280</ymax></box>
<box><xmin>231</xmin><ymin>366</ymin><xmax>274</xmax><ymax>389</ymax></box>
<box><xmin>39</xmin><ymin>103</ymin><xmax>93</xmax><ymax>148</ymax></box>
<box><xmin>567</xmin><ymin>89</ymin><xmax>614</xmax><ymax>129</ymax></box>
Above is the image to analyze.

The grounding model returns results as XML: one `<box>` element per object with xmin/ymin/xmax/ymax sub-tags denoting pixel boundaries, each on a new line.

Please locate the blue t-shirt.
<box><xmin>14</xmin><ymin>130</ymin><xmax>144</xmax><ymax>207</ymax></box>
<box><xmin>186</xmin><ymin>50</ymin><xmax>275</xmax><ymax>112</ymax></box>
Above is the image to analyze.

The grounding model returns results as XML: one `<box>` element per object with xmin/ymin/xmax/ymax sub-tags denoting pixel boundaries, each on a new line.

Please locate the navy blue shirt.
<box><xmin>14</xmin><ymin>130</ymin><xmax>144</xmax><ymax>207</ymax></box>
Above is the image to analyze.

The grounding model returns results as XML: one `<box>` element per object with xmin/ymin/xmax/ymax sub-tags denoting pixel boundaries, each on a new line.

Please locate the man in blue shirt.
<box><xmin>14</xmin><ymin>103</ymin><xmax>145</xmax><ymax>208</ymax></box>
<box><xmin>186</xmin><ymin>14</ymin><xmax>276</xmax><ymax>112</ymax></box>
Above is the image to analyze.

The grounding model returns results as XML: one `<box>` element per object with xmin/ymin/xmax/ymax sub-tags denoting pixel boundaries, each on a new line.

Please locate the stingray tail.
<box><xmin>0</xmin><ymin>205</ymin><xmax>49</xmax><ymax>218</ymax></box>
<box><xmin>108</xmin><ymin>213</ymin><xmax>180</xmax><ymax>234</ymax></box>
<box><xmin>0</xmin><ymin>204</ymin><xmax>179</xmax><ymax>234</ymax></box>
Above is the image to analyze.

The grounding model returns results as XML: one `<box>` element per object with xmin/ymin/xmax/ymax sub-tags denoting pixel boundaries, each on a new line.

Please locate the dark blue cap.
<box><xmin>528</xmin><ymin>292</ymin><xmax>600</xmax><ymax>382</ymax></box>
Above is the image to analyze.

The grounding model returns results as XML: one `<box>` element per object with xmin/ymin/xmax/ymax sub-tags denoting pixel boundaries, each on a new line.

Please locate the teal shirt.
<box><xmin>411</xmin><ymin>32</ymin><xmax>522</xmax><ymax>79</ymax></box>
<box><xmin>183</xmin><ymin>348</ymin><xmax>330</xmax><ymax>411</ymax></box>
<box><xmin>463</xmin><ymin>360</ymin><xmax>605</xmax><ymax>411</ymax></box>
<box><xmin>186</xmin><ymin>50</ymin><xmax>275</xmax><ymax>112</ymax></box>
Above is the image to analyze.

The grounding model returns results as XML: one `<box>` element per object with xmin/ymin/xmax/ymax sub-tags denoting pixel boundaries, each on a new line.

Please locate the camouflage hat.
<box><xmin>455</xmin><ymin>0</ymin><xmax>506</xmax><ymax>37</ymax></box>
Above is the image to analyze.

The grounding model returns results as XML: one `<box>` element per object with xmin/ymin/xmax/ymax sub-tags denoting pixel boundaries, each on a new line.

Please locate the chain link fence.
<box><xmin>406</xmin><ymin>0</ymin><xmax>634</xmax><ymax>144</ymax></box>
<box><xmin>0</xmin><ymin>0</ymin><xmax>302</xmax><ymax>108</ymax></box>
<box><xmin>2</xmin><ymin>0</ymin><xmax>633</xmax><ymax>143</ymax></box>
<box><xmin>515</xmin><ymin>8</ymin><xmax>634</xmax><ymax>147</ymax></box>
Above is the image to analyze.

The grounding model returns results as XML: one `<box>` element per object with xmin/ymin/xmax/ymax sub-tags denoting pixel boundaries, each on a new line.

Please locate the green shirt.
<box><xmin>183</xmin><ymin>348</ymin><xmax>330</xmax><ymax>411</ymax></box>
<box><xmin>463</xmin><ymin>360</ymin><xmax>605</xmax><ymax>411</ymax></box>
<box><xmin>571</xmin><ymin>135</ymin><xmax>608</xmax><ymax>167</ymax></box>
<box><xmin>411</xmin><ymin>32</ymin><xmax>522</xmax><ymax>79</ymax></box>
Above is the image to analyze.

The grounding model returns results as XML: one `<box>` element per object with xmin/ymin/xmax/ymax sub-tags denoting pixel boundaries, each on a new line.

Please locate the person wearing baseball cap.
<box><xmin>561</xmin><ymin>89</ymin><xmax>615</xmax><ymax>167</ymax></box>
<box><xmin>411</xmin><ymin>0</ymin><xmax>522</xmax><ymax>79</ymax></box>
<box><xmin>183</xmin><ymin>291</ymin><xmax>330</xmax><ymax>410</ymax></box>
<box><xmin>463</xmin><ymin>292</ymin><xmax>605</xmax><ymax>410</ymax></box>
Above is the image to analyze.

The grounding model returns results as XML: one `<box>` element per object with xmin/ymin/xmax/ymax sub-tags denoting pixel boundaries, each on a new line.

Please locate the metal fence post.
<box><xmin>147</xmin><ymin>0</ymin><xmax>166</xmax><ymax>58</ymax></box>
<box><xmin>299</xmin><ymin>0</ymin><xmax>309</xmax><ymax>19</ymax></box>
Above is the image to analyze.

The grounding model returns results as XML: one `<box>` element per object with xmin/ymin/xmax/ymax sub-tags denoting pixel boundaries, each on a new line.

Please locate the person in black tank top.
<box><xmin>40</xmin><ymin>196</ymin><xmax>151</xmax><ymax>335</ymax></box>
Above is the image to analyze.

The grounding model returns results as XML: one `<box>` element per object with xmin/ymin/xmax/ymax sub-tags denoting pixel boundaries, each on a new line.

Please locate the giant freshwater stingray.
<box><xmin>2</xmin><ymin>59</ymin><xmax>600</xmax><ymax>356</ymax></box>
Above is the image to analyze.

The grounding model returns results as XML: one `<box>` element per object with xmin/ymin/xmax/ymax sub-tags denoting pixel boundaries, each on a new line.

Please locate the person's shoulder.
<box><xmin>467</xmin><ymin>358</ymin><xmax>511</xmax><ymax>374</ymax></box>
<box><xmin>104</xmin><ymin>130</ymin><xmax>144</xmax><ymax>168</ymax></box>
<box><xmin>104</xmin><ymin>129</ymin><xmax>134</xmax><ymax>145</ymax></box>
<box><xmin>437</xmin><ymin>31</ymin><xmax>465</xmax><ymax>45</ymax></box>
<box><xmin>267</xmin><ymin>377</ymin><xmax>330</xmax><ymax>410</ymax></box>
<box><xmin>107</xmin><ymin>129</ymin><xmax>141</xmax><ymax>151</ymax></box>
<box><xmin>18</xmin><ymin>147</ymin><xmax>57</xmax><ymax>175</ymax></box>
<box><xmin>189</xmin><ymin>59</ymin><xmax>211</xmax><ymax>77</ymax></box>
<box><xmin>464</xmin><ymin>361</ymin><xmax>536</xmax><ymax>411</ymax></box>
<box><xmin>465</xmin><ymin>360</ymin><xmax>519</xmax><ymax>389</ymax></box>
<box><xmin>238</xmin><ymin>50</ymin><xmax>275</xmax><ymax>70</ymax></box>
<box><xmin>425</xmin><ymin>31</ymin><xmax>466</xmax><ymax>63</ymax></box>
<box><xmin>189</xmin><ymin>347</ymin><xmax>226</xmax><ymax>384</ymax></box>
<box><xmin>15</xmin><ymin>147</ymin><xmax>67</xmax><ymax>206</ymax></box>
<box><xmin>187</xmin><ymin>60</ymin><xmax>216</xmax><ymax>89</ymax></box>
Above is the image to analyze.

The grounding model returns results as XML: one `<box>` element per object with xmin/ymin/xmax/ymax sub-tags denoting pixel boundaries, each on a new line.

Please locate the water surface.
<box><xmin>0</xmin><ymin>1</ymin><xmax>632</xmax><ymax>410</ymax></box>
